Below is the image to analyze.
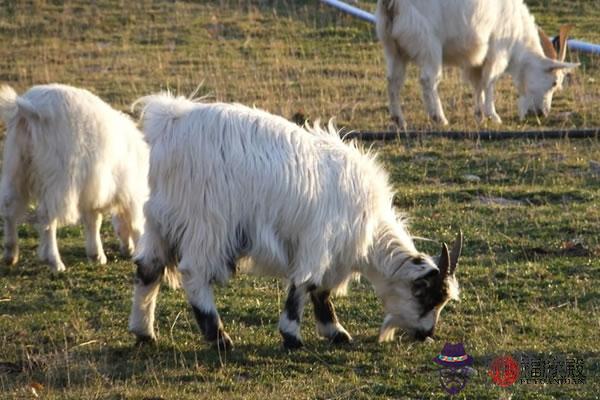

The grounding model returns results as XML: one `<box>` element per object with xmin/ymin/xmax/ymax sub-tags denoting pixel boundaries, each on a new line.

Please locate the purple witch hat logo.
<box><xmin>433</xmin><ymin>343</ymin><xmax>474</xmax><ymax>395</ymax></box>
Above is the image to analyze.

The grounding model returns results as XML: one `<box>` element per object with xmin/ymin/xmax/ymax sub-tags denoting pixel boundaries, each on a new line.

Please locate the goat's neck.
<box><xmin>358</xmin><ymin>222</ymin><xmax>418</xmax><ymax>281</ymax></box>
<box><xmin>506</xmin><ymin>19</ymin><xmax>546</xmax><ymax>90</ymax></box>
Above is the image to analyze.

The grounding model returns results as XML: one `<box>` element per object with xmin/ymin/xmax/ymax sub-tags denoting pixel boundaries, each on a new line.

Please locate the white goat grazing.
<box><xmin>376</xmin><ymin>0</ymin><xmax>579</xmax><ymax>127</ymax></box>
<box><xmin>0</xmin><ymin>84</ymin><xmax>149</xmax><ymax>272</ymax></box>
<box><xmin>129</xmin><ymin>93</ymin><xmax>463</xmax><ymax>350</ymax></box>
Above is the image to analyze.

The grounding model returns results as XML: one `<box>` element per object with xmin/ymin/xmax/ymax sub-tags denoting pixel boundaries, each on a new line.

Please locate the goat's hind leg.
<box><xmin>310</xmin><ymin>288</ymin><xmax>352</xmax><ymax>344</ymax></box>
<box><xmin>383</xmin><ymin>40</ymin><xmax>409</xmax><ymax>130</ymax></box>
<box><xmin>82</xmin><ymin>210</ymin><xmax>107</xmax><ymax>264</ymax></box>
<box><xmin>1</xmin><ymin>186</ymin><xmax>27</xmax><ymax>266</ymax></box>
<box><xmin>464</xmin><ymin>67</ymin><xmax>485</xmax><ymax>122</ymax></box>
<box><xmin>1</xmin><ymin>146</ymin><xmax>29</xmax><ymax>266</ymax></box>
<box><xmin>112</xmin><ymin>212</ymin><xmax>134</xmax><ymax>258</ymax></box>
<box><xmin>37</xmin><ymin>212</ymin><xmax>65</xmax><ymax>272</ymax></box>
<box><xmin>3</xmin><ymin>214</ymin><xmax>19</xmax><ymax>266</ymax></box>
<box><xmin>180</xmin><ymin>257</ymin><xmax>233</xmax><ymax>350</ymax></box>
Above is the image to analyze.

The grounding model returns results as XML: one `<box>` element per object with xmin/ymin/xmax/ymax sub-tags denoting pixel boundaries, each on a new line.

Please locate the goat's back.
<box><xmin>138</xmin><ymin>95</ymin><xmax>395</xmax><ymax>282</ymax></box>
<box><xmin>377</xmin><ymin>0</ymin><xmax>539</xmax><ymax>67</ymax></box>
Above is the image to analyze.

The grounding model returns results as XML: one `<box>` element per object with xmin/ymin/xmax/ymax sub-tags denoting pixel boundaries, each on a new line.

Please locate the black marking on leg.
<box><xmin>191</xmin><ymin>305</ymin><xmax>233</xmax><ymax>350</ymax></box>
<box><xmin>284</xmin><ymin>285</ymin><xmax>301</xmax><ymax>322</ymax></box>
<box><xmin>306</xmin><ymin>283</ymin><xmax>317</xmax><ymax>292</ymax></box>
<box><xmin>135</xmin><ymin>258</ymin><xmax>164</xmax><ymax>286</ymax></box>
<box><xmin>311</xmin><ymin>290</ymin><xmax>338</xmax><ymax>325</ymax></box>
<box><xmin>191</xmin><ymin>305</ymin><xmax>221</xmax><ymax>341</ymax></box>
<box><xmin>280</xmin><ymin>330</ymin><xmax>304</xmax><ymax>350</ymax></box>
<box><xmin>331</xmin><ymin>330</ymin><xmax>352</xmax><ymax>344</ymax></box>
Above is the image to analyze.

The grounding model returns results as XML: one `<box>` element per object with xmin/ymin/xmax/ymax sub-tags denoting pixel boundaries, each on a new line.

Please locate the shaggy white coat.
<box><xmin>376</xmin><ymin>0</ymin><xmax>579</xmax><ymax>126</ymax></box>
<box><xmin>0</xmin><ymin>84</ymin><xmax>149</xmax><ymax>271</ymax></box>
<box><xmin>131</xmin><ymin>93</ymin><xmax>458</xmax><ymax>343</ymax></box>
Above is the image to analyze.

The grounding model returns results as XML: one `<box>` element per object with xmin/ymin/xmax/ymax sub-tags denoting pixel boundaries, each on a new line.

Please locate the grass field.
<box><xmin>0</xmin><ymin>1</ymin><xmax>599</xmax><ymax>399</ymax></box>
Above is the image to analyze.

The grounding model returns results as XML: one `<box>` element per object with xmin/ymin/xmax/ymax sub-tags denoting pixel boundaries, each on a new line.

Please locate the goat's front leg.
<box><xmin>483</xmin><ymin>83</ymin><xmax>502</xmax><ymax>124</ymax></box>
<box><xmin>383</xmin><ymin>41</ymin><xmax>409</xmax><ymax>130</ymax></box>
<box><xmin>82</xmin><ymin>210</ymin><xmax>107</xmax><ymax>264</ymax></box>
<box><xmin>129</xmin><ymin>215</ymin><xmax>169</xmax><ymax>342</ymax></box>
<box><xmin>481</xmin><ymin>56</ymin><xmax>508</xmax><ymax>124</ymax></box>
<box><xmin>310</xmin><ymin>288</ymin><xmax>352</xmax><ymax>344</ymax></box>
<box><xmin>181</xmin><ymin>264</ymin><xmax>232</xmax><ymax>350</ymax></box>
<box><xmin>420</xmin><ymin>62</ymin><xmax>448</xmax><ymax>126</ymax></box>
<box><xmin>129</xmin><ymin>258</ymin><xmax>163</xmax><ymax>342</ymax></box>
<box><xmin>279</xmin><ymin>284</ymin><xmax>308</xmax><ymax>349</ymax></box>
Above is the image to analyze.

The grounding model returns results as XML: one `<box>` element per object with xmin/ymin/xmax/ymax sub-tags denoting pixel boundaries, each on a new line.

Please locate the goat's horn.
<box><xmin>438</xmin><ymin>243</ymin><xmax>450</xmax><ymax>277</ymax></box>
<box><xmin>449</xmin><ymin>230</ymin><xmax>463</xmax><ymax>275</ymax></box>
<box><xmin>558</xmin><ymin>24</ymin><xmax>574</xmax><ymax>62</ymax></box>
<box><xmin>538</xmin><ymin>27</ymin><xmax>558</xmax><ymax>60</ymax></box>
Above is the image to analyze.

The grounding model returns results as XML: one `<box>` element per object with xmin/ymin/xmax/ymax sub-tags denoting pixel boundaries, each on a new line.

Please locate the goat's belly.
<box><xmin>442</xmin><ymin>40</ymin><xmax>488</xmax><ymax>68</ymax></box>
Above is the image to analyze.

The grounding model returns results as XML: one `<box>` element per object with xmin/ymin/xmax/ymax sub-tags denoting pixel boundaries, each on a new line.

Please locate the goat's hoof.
<box><xmin>134</xmin><ymin>334</ymin><xmax>157</xmax><ymax>345</ymax></box>
<box><xmin>214</xmin><ymin>330</ymin><xmax>233</xmax><ymax>351</ymax></box>
<box><xmin>88</xmin><ymin>252</ymin><xmax>108</xmax><ymax>265</ymax></box>
<box><xmin>431</xmin><ymin>115</ymin><xmax>449</xmax><ymax>126</ymax></box>
<box><xmin>391</xmin><ymin>115</ymin><xmax>407</xmax><ymax>131</ymax></box>
<box><xmin>3</xmin><ymin>249</ymin><xmax>19</xmax><ymax>266</ymax></box>
<box><xmin>119</xmin><ymin>245</ymin><xmax>134</xmax><ymax>258</ymax></box>
<box><xmin>50</xmin><ymin>261</ymin><xmax>66</xmax><ymax>273</ymax></box>
<box><xmin>331</xmin><ymin>330</ymin><xmax>353</xmax><ymax>344</ymax></box>
<box><xmin>474</xmin><ymin>110</ymin><xmax>484</xmax><ymax>123</ymax></box>
<box><xmin>281</xmin><ymin>331</ymin><xmax>304</xmax><ymax>350</ymax></box>
<box><xmin>489</xmin><ymin>113</ymin><xmax>503</xmax><ymax>124</ymax></box>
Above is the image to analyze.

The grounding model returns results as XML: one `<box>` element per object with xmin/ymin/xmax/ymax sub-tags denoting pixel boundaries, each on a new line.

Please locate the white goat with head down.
<box><xmin>129</xmin><ymin>93</ymin><xmax>463</xmax><ymax>350</ymax></box>
<box><xmin>376</xmin><ymin>0</ymin><xmax>579</xmax><ymax>127</ymax></box>
<box><xmin>0</xmin><ymin>84</ymin><xmax>149</xmax><ymax>272</ymax></box>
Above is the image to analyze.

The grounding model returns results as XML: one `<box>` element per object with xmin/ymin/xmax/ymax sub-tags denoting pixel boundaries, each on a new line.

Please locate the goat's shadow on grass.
<box><xmin>26</xmin><ymin>339</ymin><xmax>361</xmax><ymax>390</ymax></box>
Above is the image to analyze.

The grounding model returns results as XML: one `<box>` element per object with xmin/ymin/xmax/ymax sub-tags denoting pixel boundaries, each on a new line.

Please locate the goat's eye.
<box><xmin>552</xmin><ymin>80</ymin><xmax>558</xmax><ymax>88</ymax></box>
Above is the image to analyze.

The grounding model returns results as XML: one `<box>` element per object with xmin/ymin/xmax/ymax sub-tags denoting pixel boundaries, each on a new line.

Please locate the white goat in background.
<box><xmin>0</xmin><ymin>84</ymin><xmax>149</xmax><ymax>272</ymax></box>
<box><xmin>129</xmin><ymin>93</ymin><xmax>463</xmax><ymax>350</ymax></box>
<box><xmin>376</xmin><ymin>0</ymin><xmax>579</xmax><ymax>128</ymax></box>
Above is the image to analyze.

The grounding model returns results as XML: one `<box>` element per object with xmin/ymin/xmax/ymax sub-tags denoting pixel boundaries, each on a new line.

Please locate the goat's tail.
<box><xmin>0</xmin><ymin>85</ymin><xmax>39</xmax><ymax>127</ymax></box>
<box><xmin>0</xmin><ymin>85</ymin><xmax>19</xmax><ymax>124</ymax></box>
<box><xmin>132</xmin><ymin>92</ymin><xmax>195</xmax><ymax>145</ymax></box>
<box><xmin>381</xmin><ymin>0</ymin><xmax>396</xmax><ymax>24</ymax></box>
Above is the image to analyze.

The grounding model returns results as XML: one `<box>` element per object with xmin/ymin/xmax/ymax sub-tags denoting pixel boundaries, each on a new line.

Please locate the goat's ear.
<box><xmin>557</xmin><ymin>24</ymin><xmax>574</xmax><ymax>62</ymax></box>
<box><xmin>438</xmin><ymin>243</ymin><xmax>450</xmax><ymax>277</ymax></box>
<box><xmin>538</xmin><ymin>27</ymin><xmax>558</xmax><ymax>60</ymax></box>
<box><xmin>449</xmin><ymin>230</ymin><xmax>463</xmax><ymax>275</ymax></box>
<box><xmin>545</xmin><ymin>59</ymin><xmax>580</xmax><ymax>72</ymax></box>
